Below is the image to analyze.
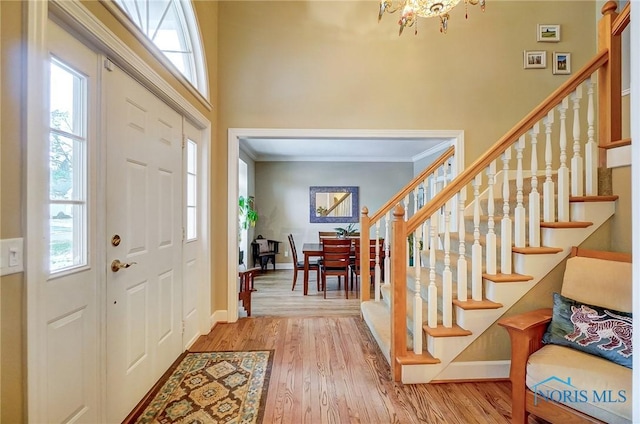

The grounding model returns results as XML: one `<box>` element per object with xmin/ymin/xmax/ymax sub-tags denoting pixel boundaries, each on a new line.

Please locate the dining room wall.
<box><xmin>253</xmin><ymin>160</ymin><xmax>412</xmax><ymax>266</ymax></box>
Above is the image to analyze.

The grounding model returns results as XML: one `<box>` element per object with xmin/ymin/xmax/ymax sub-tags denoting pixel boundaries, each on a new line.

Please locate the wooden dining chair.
<box><xmin>318</xmin><ymin>231</ymin><xmax>338</xmax><ymax>242</ymax></box>
<box><xmin>351</xmin><ymin>238</ymin><xmax>385</xmax><ymax>290</ymax></box>
<box><xmin>320</xmin><ymin>238</ymin><xmax>353</xmax><ymax>299</ymax></box>
<box><xmin>288</xmin><ymin>234</ymin><xmax>320</xmax><ymax>291</ymax></box>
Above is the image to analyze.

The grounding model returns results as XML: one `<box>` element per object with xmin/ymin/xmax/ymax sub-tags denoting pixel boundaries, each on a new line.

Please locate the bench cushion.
<box><xmin>526</xmin><ymin>345</ymin><xmax>632</xmax><ymax>423</ymax></box>
<box><xmin>561</xmin><ymin>256</ymin><xmax>632</xmax><ymax>312</ymax></box>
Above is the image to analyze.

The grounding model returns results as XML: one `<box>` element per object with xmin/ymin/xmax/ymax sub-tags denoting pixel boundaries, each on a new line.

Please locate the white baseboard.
<box><xmin>432</xmin><ymin>360</ymin><xmax>511</xmax><ymax>382</ymax></box>
<box><xmin>210</xmin><ymin>309</ymin><xmax>228</xmax><ymax>329</ymax></box>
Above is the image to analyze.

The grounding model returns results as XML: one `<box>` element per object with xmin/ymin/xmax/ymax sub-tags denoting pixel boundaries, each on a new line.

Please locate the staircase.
<box><xmin>358</xmin><ymin>1</ymin><xmax>630</xmax><ymax>384</ymax></box>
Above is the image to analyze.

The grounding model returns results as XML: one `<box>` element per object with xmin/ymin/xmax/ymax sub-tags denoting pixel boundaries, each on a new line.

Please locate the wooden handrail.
<box><xmin>612</xmin><ymin>1</ymin><xmax>630</xmax><ymax>36</ymax></box>
<box><xmin>369</xmin><ymin>146</ymin><xmax>456</xmax><ymax>223</ymax></box>
<box><xmin>602</xmin><ymin>137</ymin><xmax>632</xmax><ymax>149</ymax></box>
<box><xmin>406</xmin><ymin>49</ymin><xmax>609</xmax><ymax>232</ymax></box>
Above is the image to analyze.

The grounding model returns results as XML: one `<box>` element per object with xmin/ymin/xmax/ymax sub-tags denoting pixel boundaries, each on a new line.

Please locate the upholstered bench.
<box><xmin>499</xmin><ymin>247</ymin><xmax>633</xmax><ymax>424</ymax></box>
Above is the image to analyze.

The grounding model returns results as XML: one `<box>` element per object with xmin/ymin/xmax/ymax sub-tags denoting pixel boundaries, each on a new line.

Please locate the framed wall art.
<box><xmin>523</xmin><ymin>50</ymin><xmax>547</xmax><ymax>69</ymax></box>
<box><xmin>552</xmin><ymin>52</ymin><xmax>571</xmax><ymax>75</ymax></box>
<box><xmin>537</xmin><ymin>24</ymin><xmax>560</xmax><ymax>42</ymax></box>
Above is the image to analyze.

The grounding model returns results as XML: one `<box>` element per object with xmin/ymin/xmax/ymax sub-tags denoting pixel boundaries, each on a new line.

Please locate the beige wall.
<box><xmin>253</xmin><ymin>161</ymin><xmax>413</xmax><ymax>264</ymax></box>
<box><xmin>216</xmin><ymin>0</ymin><xmax>598</xmax><ymax>309</ymax></box>
<box><xmin>1</xmin><ymin>1</ymin><xmax>25</xmax><ymax>422</ymax></box>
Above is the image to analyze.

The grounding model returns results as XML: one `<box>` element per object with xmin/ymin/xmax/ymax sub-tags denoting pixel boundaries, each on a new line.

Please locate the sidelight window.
<box><xmin>49</xmin><ymin>59</ymin><xmax>88</xmax><ymax>273</ymax></box>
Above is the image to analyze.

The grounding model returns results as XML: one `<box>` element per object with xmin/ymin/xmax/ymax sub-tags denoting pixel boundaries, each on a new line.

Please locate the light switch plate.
<box><xmin>1</xmin><ymin>238</ymin><xmax>24</xmax><ymax>276</ymax></box>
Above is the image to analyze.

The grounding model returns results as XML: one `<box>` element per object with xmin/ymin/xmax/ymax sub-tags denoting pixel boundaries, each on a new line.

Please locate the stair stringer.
<box><xmin>398</xmin><ymin>199</ymin><xmax>616</xmax><ymax>384</ymax></box>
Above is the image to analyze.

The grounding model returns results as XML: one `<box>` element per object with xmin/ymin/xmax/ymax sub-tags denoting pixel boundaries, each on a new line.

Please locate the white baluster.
<box><xmin>457</xmin><ymin>188</ymin><xmax>468</xmax><ymax>301</ymax></box>
<box><xmin>585</xmin><ymin>77</ymin><xmax>598</xmax><ymax>196</ymax></box>
<box><xmin>384</xmin><ymin>211</ymin><xmax>391</xmax><ymax>286</ymax></box>
<box><xmin>501</xmin><ymin>147</ymin><xmax>512</xmax><ymax>274</ymax></box>
<box><xmin>443</xmin><ymin>197</ymin><xmax>452</xmax><ymax>328</ymax></box>
<box><xmin>413</xmin><ymin>186</ymin><xmax>419</xmax><ymax>215</ymax></box>
<box><xmin>557</xmin><ymin>97</ymin><xmax>570</xmax><ymax>222</ymax></box>
<box><xmin>428</xmin><ymin>212</ymin><xmax>438</xmax><ymax>328</ymax></box>
<box><xmin>543</xmin><ymin>110</ymin><xmax>556</xmax><ymax>223</ymax></box>
<box><xmin>571</xmin><ymin>85</ymin><xmax>584</xmax><ymax>197</ymax></box>
<box><xmin>413</xmin><ymin>226</ymin><xmax>423</xmax><ymax>353</ymax></box>
<box><xmin>471</xmin><ymin>174</ymin><xmax>483</xmax><ymax>301</ymax></box>
<box><xmin>404</xmin><ymin>195</ymin><xmax>410</xmax><ymax>264</ymax></box>
<box><xmin>375</xmin><ymin>220</ymin><xmax>381</xmax><ymax>302</ymax></box>
<box><xmin>529</xmin><ymin>122</ymin><xmax>541</xmax><ymax>247</ymax></box>
<box><xmin>485</xmin><ymin>161</ymin><xmax>497</xmax><ymax>274</ymax></box>
<box><xmin>514</xmin><ymin>136</ymin><xmax>526</xmax><ymax>247</ymax></box>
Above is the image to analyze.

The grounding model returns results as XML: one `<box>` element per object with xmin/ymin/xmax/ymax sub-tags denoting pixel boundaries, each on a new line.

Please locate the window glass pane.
<box><xmin>187</xmin><ymin>174</ymin><xmax>196</xmax><ymax>207</ymax></box>
<box><xmin>187</xmin><ymin>140</ymin><xmax>196</xmax><ymax>173</ymax></box>
<box><xmin>113</xmin><ymin>0</ymin><xmax>204</xmax><ymax>91</ymax></box>
<box><xmin>50</xmin><ymin>61</ymin><xmax>83</xmax><ymax>136</ymax></box>
<box><xmin>50</xmin><ymin>204</ymin><xmax>86</xmax><ymax>272</ymax></box>
<box><xmin>187</xmin><ymin>207</ymin><xmax>196</xmax><ymax>240</ymax></box>
<box><xmin>49</xmin><ymin>133</ymin><xmax>75</xmax><ymax>200</ymax></box>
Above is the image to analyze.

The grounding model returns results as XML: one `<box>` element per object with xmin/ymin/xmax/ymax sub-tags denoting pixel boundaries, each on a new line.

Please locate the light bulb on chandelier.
<box><xmin>378</xmin><ymin>0</ymin><xmax>485</xmax><ymax>35</ymax></box>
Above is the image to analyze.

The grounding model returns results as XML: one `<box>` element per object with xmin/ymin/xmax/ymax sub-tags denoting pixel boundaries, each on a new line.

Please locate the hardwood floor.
<box><xmin>190</xmin><ymin>269</ymin><xmax>519</xmax><ymax>423</ymax></box>
<box><xmin>249</xmin><ymin>269</ymin><xmax>361</xmax><ymax>317</ymax></box>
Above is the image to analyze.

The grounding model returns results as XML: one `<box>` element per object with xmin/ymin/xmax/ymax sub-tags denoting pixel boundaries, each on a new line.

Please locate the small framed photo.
<box><xmin>537</xmin><ymin>24</ymin><xmax>560</xmax><ymax>42</ymax></box>
<box><xmin>523</xmin><ymin>50</ymin><xmax>547</xmax><ymax>69</ymax></box>
<box><xmin>552</xmin><ymin>52</ymin><xmax>571</xmax><ymax>75</ymax></box>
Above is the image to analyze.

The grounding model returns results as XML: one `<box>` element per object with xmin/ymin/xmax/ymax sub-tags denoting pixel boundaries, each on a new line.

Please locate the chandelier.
<box><xmin>378</xmin><ymin>0</ymin><xmax>486</xmax><ymax>35</ymax></box>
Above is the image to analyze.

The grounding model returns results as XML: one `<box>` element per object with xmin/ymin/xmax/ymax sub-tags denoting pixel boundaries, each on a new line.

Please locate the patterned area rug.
<box><xmin>133</xmin><ymin>351</ymin><xmax>273</xmax><ymax>423</ymax></box>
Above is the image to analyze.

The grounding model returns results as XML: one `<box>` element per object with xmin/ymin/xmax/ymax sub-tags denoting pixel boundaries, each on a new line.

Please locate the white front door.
<box><xmin>104</xmin><ymin>64</ymin><xmax>184</xmax><ymax>423</ymax></box>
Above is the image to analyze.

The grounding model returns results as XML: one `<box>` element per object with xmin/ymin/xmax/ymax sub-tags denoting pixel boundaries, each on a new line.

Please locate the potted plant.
<box><xmin>334</xmin><ymin>223</ymin><xmax>358</xmax><ymax>238</ymax></box>
<box><xmin>239</xmin><ymin>196</ymin><xmax>258</xmax><ymax>265</ymax></box>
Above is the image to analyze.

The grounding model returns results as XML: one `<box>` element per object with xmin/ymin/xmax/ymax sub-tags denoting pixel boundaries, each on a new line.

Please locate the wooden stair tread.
<box><xmin>511</xmin><ymin>246</ymin><xmax>563</xmax><ymax>254</ymax></box>
<box><xmin>452</xmin><ymin>299</ymin><xmax>503</xmax><ymax>310</ymax></box>
<box><xmin>423</xmin><ymin>324</ymin><xmax>472</xmax><ymax>338</ymax></box>
<box><xmin>396</xmin><ymin>350</ymin><xmax>441</xmax><ymax>365</ymax></box>
<box><xmin>540</xmin><ymin>221</ymin><xmax>593</xmax><ymax>228</ymax></box>
<box><xmin>482</xmin><ymin>272</ymin><xmax>534</xmax><ymax>282</ymax></box>
<box><xmin>569</xmin><ymin>195</ymin><xmax>619</xmax><ymax>202</ymax></box>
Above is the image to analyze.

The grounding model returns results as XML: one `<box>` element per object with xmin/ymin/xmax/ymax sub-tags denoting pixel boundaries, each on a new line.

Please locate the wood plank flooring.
<box><xmin>190</xmin><ymin>269</ymin><xmax>519</xmax><ymax>423</ymax></box>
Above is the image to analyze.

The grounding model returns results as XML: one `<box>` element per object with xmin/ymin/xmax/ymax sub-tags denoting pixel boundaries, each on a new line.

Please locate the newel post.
<box><xmin>598</xmin><ymin>1</ymin><xmax>622</xmax><ymax>155</ymax></box>
<box><xmin>360</xmin><ymin>207</ymin><xmax>371</xmax><ymax>301</ymax></box>
<box><xmin>391</xmin><ymin>205</ymin><xmax>407</xmax><ymax>382</ymax></box>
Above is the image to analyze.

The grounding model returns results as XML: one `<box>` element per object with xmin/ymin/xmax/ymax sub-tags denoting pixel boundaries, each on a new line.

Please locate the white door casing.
<box><xmin>104</xmin><ymin>64</ymin><xmax>183</xmax><ymax>423</ymax></box>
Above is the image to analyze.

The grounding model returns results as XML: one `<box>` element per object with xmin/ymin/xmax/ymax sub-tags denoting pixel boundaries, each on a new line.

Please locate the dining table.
<box><xmin>301</xmin><ymin>243</ymin><xmax>323</xmax><ymax>295</ymax></box>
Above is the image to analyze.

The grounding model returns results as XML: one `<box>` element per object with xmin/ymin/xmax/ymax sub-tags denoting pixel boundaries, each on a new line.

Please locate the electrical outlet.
<box><xmin>284</xmin><ymin>250</ymin><xmax>289</xmax><ymax>257</ymax></box>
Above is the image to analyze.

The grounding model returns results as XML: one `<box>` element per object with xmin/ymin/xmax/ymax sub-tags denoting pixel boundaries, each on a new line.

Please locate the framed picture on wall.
<box><xmin>537</xmin><ymin>24</ymin><xmax>560</xmax><ymax>42</ymax></box>
<box><xmin>523</xmin><ymin>50</ymin><xmax>547</xmax><ymax>69</ymax></box>
<box><xmin>552</xmin><ymin>52</ymin><xmax>571</xmax><ymax>75</ymax></box>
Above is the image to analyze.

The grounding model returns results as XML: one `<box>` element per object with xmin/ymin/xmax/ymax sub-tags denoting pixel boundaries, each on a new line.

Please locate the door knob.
<box><xmin>111</xmin><ymin>259</ymin><xmax>137</xmax><ymax>272</ymax></box>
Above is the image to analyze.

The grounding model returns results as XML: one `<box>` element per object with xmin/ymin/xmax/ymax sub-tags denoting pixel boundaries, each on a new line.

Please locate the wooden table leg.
<box><xmin>303</xmin><ymin>253</ymin><xmax>310</xmax><ymax>295</ymax></box>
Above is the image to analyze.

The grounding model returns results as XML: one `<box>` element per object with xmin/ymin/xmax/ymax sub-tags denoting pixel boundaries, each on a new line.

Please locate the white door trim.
<box><xmin>26</xmin><ymin>1</ymin><xmax>212</xmax><ymax>420</ymax></box>
<box><xmin>25</xmin><ymin>2</ymin><xmax>51</xmax><ymax>421</ymax></box>
<box><xmin>226</xmin><ymin>128</ymin><xmax>464</xmax><ymax>323</ymax></box>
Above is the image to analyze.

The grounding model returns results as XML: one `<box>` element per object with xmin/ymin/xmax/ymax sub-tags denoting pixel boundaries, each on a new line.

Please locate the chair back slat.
<box><xmin>288</xmin><ymin>234</ymin><xmax>299</xmax><ymax>263</ymax></box>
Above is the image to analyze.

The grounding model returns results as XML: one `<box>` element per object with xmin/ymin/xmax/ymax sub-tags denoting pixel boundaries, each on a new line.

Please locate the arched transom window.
<box><xmin>113</xmin><ymin>0</ymin><xmax>208</xmax><ymax>96</ymax></box>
